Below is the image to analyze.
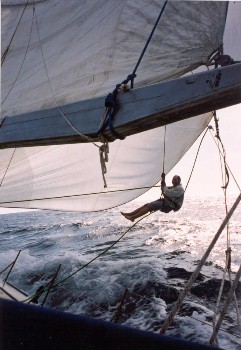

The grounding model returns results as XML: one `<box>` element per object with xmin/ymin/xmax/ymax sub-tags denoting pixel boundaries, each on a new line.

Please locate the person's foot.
<box><xmin>121</xmin><ymin>212</ymin><xmax>135</xmax><ymax>222</ymax></box>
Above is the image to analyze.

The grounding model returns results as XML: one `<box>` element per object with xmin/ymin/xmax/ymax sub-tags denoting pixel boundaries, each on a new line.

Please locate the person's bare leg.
<box><xmin>121</xmin><ymin>205</ymin><xmax>150</xmax><ymax>222</ymax></box>
<box><xmin>122</xmin><ymin>205</ymin><xmax>147</xmax><ymax>216</ymax></box>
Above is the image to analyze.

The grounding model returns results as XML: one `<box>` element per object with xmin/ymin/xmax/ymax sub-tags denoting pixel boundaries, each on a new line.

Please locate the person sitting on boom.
<box><xmin>121</xmin><ymin>174</ymin><xmax>184</xmax><ymax>222</ymax></box>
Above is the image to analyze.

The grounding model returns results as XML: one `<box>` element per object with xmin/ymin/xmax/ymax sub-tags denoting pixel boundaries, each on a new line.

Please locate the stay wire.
<box><xmin>185</xmin><ymin>126</ymin><xmax>209</xmax><ymax>192</ymax></box>
<box><xmin>131</xmin><ymin>0</ymin><xmax>168</xmax><ymax>88</ymax></box>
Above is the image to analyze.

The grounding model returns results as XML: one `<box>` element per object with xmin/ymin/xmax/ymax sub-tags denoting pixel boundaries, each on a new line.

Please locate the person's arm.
<box><xmin>161</xmin><ymin>173</ymin><xmax>166</xmax><ymax>191</ymax></box>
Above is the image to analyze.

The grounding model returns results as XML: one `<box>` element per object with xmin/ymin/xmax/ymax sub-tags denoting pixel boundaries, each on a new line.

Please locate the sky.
<box><xmin>144</xmin><ymin>1</ymin><xmax>241</xmax><ymax>199</ymax></box>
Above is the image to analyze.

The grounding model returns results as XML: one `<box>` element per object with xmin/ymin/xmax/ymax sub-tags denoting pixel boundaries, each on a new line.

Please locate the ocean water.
<box><xmin>0</xmin><ymin>195</ymin><xmax>240</xmax><ymax>349</ymax></box>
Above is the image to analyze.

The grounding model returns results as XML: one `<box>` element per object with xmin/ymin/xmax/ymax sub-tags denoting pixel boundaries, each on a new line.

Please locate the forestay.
<box><xmin>0</xmin><ymin>1</ymin><xmax>228</xmax><ymax>211</ymax></box>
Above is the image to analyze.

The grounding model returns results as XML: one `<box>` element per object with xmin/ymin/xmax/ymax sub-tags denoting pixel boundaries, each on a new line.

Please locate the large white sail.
<box><xmin>2</xmin><ymin>0</ymin><xmax>227</xmax><ymax>116</ymax></box>
<box><xmin>0</xmin><ymin>1</ymin><xmax>228</xmax><ymax>211</ymax></box>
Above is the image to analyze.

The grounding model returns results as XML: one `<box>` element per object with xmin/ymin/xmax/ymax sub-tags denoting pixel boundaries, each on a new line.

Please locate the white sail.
<box><xmin>0</xmin><ymin>1</ymin><xmax>228</xmax><ymax>211</ymax></box>
<box><xmin>2</xmin><ymin>0</ymin><xmax>227</xmax><ymax>116</ymax></box>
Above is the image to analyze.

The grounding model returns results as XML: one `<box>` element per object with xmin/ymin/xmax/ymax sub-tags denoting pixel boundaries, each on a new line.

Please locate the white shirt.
<box><xmin>163</xmin><ymin>184</ymin><xmax>184</xmax><ymax>209</ymax></box>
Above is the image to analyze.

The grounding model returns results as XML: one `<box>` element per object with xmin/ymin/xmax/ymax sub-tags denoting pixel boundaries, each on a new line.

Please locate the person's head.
<box><xmin>172</xmin><ymin>175</ymin><xmax>181</xmax><ymax>186</ymax></box>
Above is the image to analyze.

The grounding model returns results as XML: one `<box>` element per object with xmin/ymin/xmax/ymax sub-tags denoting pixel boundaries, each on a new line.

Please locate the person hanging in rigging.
<box><xmin>121</xmin><ymin>174</ymin><xmax>184</xmax><ymax>222</ymax></box>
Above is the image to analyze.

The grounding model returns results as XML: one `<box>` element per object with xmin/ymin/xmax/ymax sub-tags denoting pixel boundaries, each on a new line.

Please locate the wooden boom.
<box><xmin>1</xmin><ymin>63</ymin><xmax>241</xmax><ymax>149</ymax></box>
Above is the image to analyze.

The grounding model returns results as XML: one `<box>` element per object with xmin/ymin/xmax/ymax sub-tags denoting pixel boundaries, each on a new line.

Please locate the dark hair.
<box><xmin>175</xmin><ymin>175</ymin><xmax>181</xmax><ymax>184</ymax></box>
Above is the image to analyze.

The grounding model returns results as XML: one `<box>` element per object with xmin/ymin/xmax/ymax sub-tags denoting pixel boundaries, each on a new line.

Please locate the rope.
<box><xmin>97</xmin><ymin>1</ymin><xmax>168</xmax><ymax>138</ymax></box>
<box><xmin>160</xmin><ymin>192</ymin><xmax>241</xmax><ymax>334</ymax></box>
<box><xmin>0</xmin><ymin>149</ymin><xmax>16</xmax><ymax>187</ymax></box>
<box><xmin>33</xmin><ymin>3</ymin><xmax>106</xmax><ymax>148</ymax></box>
<box><xmin>211</xmin><ymin>248</ymin><xmax>230</xmax><ymax>345</ymax></box>
<box><xmin>0</xmin><ymin>185</ymin><xmax>161</xmax><ymax>205</ymax></box>
<box><xmin>209</xmin><ymin>264</ymin><xmax>241</xmax><ymax>345</ymax></box>
<box><xmin>210</xmin><ymin>113</ymin><xmax>230</xmax><ymax>344</ymax></box>
<box><xmin>33</xmin><ymin>6</ymin><xmax>98</xmax><ymax>147</ymax></box>
<box><xmin>162</xmin><ymin>125</ymin><xmax>166</xmax><ymax>175</ymax></box>
<box><xmin>130</xmin><ymin>0</ymin><xmax>168</xmax><ymax>88</ymax></box>
<box><xmin>185</xmin><ymin>126</ymin><xmax>210</xmax><ymax>192</ymax></box>
<box><xmin>209</xmin><ymin>111</ymin><xmax>241</xmax><ymax>341</ymax></box>
<box><xmin>0</xmin><ymin>121</ymin><xmax>209</xmax><ymax>204</ymax></box>
<box><xmin>99</xmin><ymin>136</ymin><xmax>109</xmax><ymax>188</ymax></box>
<box><xmin>1</xmin><ymin>0</ymin><xmax>30</xmax><ymax>65</ymax></box>
<box><xmin>208</xmin><ymin>129</ymin><xmax>241</xmax><ymax>191</ymax></box>
<box><xmin>228</xmin><ymin>270</ymin><xmax>241</xmax><ymax>331</ymax></box>
<box><xmin>2</xmin><ymin>6</ymin><xmax>35</xmax><ymax>105</ymax></box>
<box><xmin>23</xmin><ymin>213</ymin><xmax>151</xmax><ymax>303</ymax></box>
<box><xmin>213</xmin><ymin>111</ymin><xmax>229</xmax><ymax>189</ymax></box>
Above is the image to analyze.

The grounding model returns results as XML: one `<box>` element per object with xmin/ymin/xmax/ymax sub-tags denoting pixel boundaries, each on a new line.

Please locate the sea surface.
<box><xmin>0</xmin><ymin>195</ymin><xmax>241</xmax><ymax>349</ymax></box>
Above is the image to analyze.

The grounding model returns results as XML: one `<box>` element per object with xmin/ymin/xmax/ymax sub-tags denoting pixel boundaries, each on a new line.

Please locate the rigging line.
<box><xmin>0</xmin><ymin>185</ymin><xmax>161</xmax><ymax>205</ymax></box>
<box><xmin>160</xmin><ymin>192</ymin><xmax>241</xmax><ymax>335</ymax></box>
<box><xmin>162</xmin><ymin>125</ymin><xmax>166</xmax><ymax>174</ymax></box>
<box><xmin>1</xmin><ymin>0</ymin><xmax>30</xmax><ymax>66</ymax></box>
<box><xmin>211</xmin><ymin>110</ymin><xmax>239</xmax><ymax>332</ymax></box>
<box><xmin>23</xmin><ymin>213</ymin><xmax>152</xmax><ymax>303</ymax></box>
<box><xmin>214</xmin><ymin>111</ymin><xmax>229</xmax><ymax>189</ymax></box>
<box><xmin>53</xmin><ymin>213</ymin><xmax>151</xmax><ymax>287</ymax></box>
<box><xmin>189</xmin><ymin>315</ymin><xmax>241</xmax><ymax>340</ymax></box>
<box><xmin>212</xmin><ymin>249</ymin><xmax>229</xmax><ymax>337</ymax></box>
<box><xmin>228</xmin><ymin>270</ymin><xmax>241</xmax><ymax>331</ymax></box>
<box><xmin>47</xmin><ymin>281</ymin><xmax>241</xmax><ymax>340</ymax></box>
<box><xmin>2</xmin><ymin>6</ymin><xmax>35</xmax><ymax>105</ymax></box>
<box><xmin>33</xmin><ymin>4</ymin><xmax>99</xmax><ymax>148</ymax></box>
<box><xmin>208</xmin><ymin>129</ymin><xmax>241</xmax><ymax>192</ymax></box>
<box><xmin>0</xmin><ymin>149</ymin><xmax>16</xmax><ymax>187</ymax></box>
<box><xmin>131</xmin><ymin>0</ymin><xmax>168</xmax><ymax>88</ymax></box>
<box><xmin>210</xmin><ymin>264</ymin><xmax>241</xmax><ymax>345</ymax></box>
<box><xmin>184</xmin><ymin>126</ymin><xmax>209</xmax><ymax>192</ymax></box>
<box><xmin>213</xmin><ymin>116</ymin><xmax>230</xmax><ymax>247</ymax></box>
<box><xmin>2</xmin><ymin>0</ymin><xmax>48</xmax><ymax>7</ymax></box>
